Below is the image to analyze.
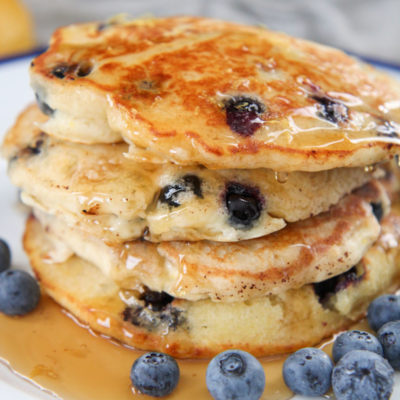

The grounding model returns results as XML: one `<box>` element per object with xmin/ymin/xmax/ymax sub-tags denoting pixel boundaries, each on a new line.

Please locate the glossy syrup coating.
<box><xmin>3</xmin><ymin>105</ymin><xmax>374</xmax><ymax>243</ymax></box>
<box><xmin>30</xmin><ymin>16</ymin><xmax>400</xmax><ymax>171</ymax></box>
<box><xmin>23</xmin><ymin>205</ymin><xmax>400</xmax><ymax>358</ymax></box>
<box><xmin>34</xmin><ymin>178</ymin><xmax>388</xmax><ymax>303</ymax></box>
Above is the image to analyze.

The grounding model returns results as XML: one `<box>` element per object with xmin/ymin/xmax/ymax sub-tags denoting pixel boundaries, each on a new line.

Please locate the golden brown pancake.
<box><xmin>32</xmin><ymin>179</ymin><xmax>388</xmax><ymax>302</ymax></box>
<box><xmin>30</xmin><ymin>16</ymin><xmax>400</xmax><ymax>171</ymax></box>
<box><xmin>3</xmin><ymin>105</ymin><xmax>373</xmax><ymax>242</ymax></box>
<box><xmin>24</xmin><ymin>209</ymin><xmax>400</xmax><ymax>358</ymax></box>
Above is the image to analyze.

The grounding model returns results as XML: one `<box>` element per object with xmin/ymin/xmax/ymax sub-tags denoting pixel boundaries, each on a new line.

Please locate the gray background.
<box><xmin>22</xmin><ymin>0</ymin><xmax>400</xmax><ymax>64</ymax></box>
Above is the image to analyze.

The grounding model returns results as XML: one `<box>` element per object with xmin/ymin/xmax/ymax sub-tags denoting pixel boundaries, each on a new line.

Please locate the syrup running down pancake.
<box><xmin>3</xmin><ymin>105</ymin><xmax>374</xmax><ymax>242</ymax></box>
<box><xmin>24</xmin><ymin>208</ymin><xmax>400</xmax><ymax>358</ymax></box>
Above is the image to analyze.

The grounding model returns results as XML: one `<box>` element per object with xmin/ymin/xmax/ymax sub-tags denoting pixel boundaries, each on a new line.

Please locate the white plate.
<box><xmin>1</xmin><ymin>56</ymin><xmax>400</xmax><ymax>400</ymax></box>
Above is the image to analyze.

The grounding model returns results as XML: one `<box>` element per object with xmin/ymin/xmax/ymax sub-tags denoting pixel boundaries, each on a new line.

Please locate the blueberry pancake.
<box><xmin>32</xmin><ymin>178</ymin><xmax>388</xmax><ymax>302</ymax></box>
<box><xmin>23</xmin><ymin>205</ymin><xmax>400</xmax><ymax>358</ymax></box>
<box><xmin>30</xmin><ymin>16</ymin><xmax>400</xmax><ymax>171</ymax></box>
<box><xmin>3</xmin><ymin>105</ymin><xmax>373</xmax><ymax>242</ymax></box>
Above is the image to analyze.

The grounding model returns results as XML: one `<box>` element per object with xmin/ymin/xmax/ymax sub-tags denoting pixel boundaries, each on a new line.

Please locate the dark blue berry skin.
<box><xmin>206</xmin><ymin>349</ymin><xmax>265</xmax><ymax>400</ymax></box>
<box><xmin>0</xmin><ymin>239</ymin><xmax>11</xmax><ymax>272</ymax></box>
<box><xmin>224</xmin><ymin>183</ymin><xmax>263</xmax><ymax>227</ymax></box>
<box><xmin>367</xmin><ymin>294</ymin><xmax>400</xmax><ymax>331</ymax></box>
<box><xmin>159</xmin><ymin>175</ymin><xmax>203</xmax><ymax>207</ymax></box>
<box><xmin>130</xmin><ymin>352</ymin><xmax>179</xmax><ymax>397</ymax></box>
<box><xmin>282</xmin><ymin>347</ymin><xmax>333</xmax><ymax>396</ymax></box>
<box><xmin>378</xmin><ymin>320</ymin><xmax>400</xmax><ymax>370</ymax></box>
<box><xmin>332</xmin><ymin>350</ymin><xmax>394</xmax><ymax>400</ymax></box>
<box><xmin>35</xmin><ymin>93</ymin><xmax>55</xmax><ymax>116</ymax></box>
<box><xmin>312</xmin><ymin>95</ymin><xmax>348</xmax><ymax>124</ymax></box>
<box><xmin>0</xmin><ymin>270</ymin><xmax>40</xmax><ymax>316</ymax></box>
<box><xmin>332</xmin><ymin>330</ymin><xmax>383</xmax><ymax>363</ymax></box>
<box><xmin>224</xmin><ymin>96</ymin><xmax>265</xmax><ymax>136</ymax></box>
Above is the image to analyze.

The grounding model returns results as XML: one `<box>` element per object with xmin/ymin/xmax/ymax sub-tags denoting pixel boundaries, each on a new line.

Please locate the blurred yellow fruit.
<box><xmin>0</xmin><ymin>0</ymin><xmax>35</xmax><ymax>56</ymax></box>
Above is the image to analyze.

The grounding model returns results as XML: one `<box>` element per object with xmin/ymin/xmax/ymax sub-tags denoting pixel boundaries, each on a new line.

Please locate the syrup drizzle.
<box><xmin>0</xmin><ymin>296</ymin><xmax>294</xmax><ymax>400</ymax></box>
<box><xmin>274</xmin><ymin>171</ymin><xmax>289</xmax><ymax>184</ymax></box>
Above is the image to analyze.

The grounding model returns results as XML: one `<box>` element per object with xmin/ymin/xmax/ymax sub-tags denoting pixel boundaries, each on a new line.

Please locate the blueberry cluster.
<box><xmin>283</xmin><ymin>293</ymin><xmax>400</xmax><ymax>399</ymax></box>
<box><xmin>0</xmin><ymin>239</ymin><xmax>40</xmax><ymax>316</ymax></box>
<box><xmin>130</xmin><ymin>349</ymin><xmax>265</xmax><ymax>399</ymax></box>
<box><xmin>3</xmin><ymin>229</ymin><xmax>400</xmax><ymax>399</ymax></box>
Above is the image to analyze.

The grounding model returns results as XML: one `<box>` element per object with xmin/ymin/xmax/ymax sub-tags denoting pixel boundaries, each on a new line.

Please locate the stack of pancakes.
<box><xmin>3</xmin><ymin>16</ymin><xmax>400</xmax><ymax>358</ymax></box>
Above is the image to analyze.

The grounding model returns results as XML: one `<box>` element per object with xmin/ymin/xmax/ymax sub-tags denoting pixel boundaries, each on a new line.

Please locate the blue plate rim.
<box><xmin>0</xmin><ymin>47</ymin><xmax>47</xmax><ymax>66</ymax></box>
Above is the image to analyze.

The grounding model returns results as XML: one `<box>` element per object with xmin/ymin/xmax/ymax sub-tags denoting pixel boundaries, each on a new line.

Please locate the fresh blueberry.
<box><xmin>225</xmin><ymin>183</ymin><xmax>263</xmax><ymax>227</ymax></box>
<box><xmin>312</xmin><ymin>95</ymin><xmax>348</xmax><ymax>124</ymax></box>
<box><xmin>282</xmin><ymin>347</ymin><xmax>332</xmax><ymax>396</ymax></box>
<box><xmin>332</xmin><ymin>350</ymin><xmax>394</xmax><ymax>400</ymax></box>
<box><xmin>130</xmin><ymin>352</ymin><xmax>179</xmax><ymax>397</ymax></box>
<box><xmin>206</xmin><ymin>349</ymin><xmax>265</xmax><ymax>400</ymax></box>
<box><xmin>367</xmin><ymin>294</ymin><xmax>400</xmax><ymax>331</ymax></box>
<box><xmin>332</xmin><ymin>330</ymin><xmax>383</xmax><ymax>363</ymax></box>
<box><xmin>378</xmin><ymin>320</ymin><xmax>400</xmax><ymax>370</ymax></box>
<box><xmin>224</xmin><ymin>96</ymin><xmax>265</xmax><ymax>136</ymax></box>
<box><xmin>0</xmin><ymin>270</ymin><xmax>40</xmax><ymax>316</ymax></box>
<box><xmin>0</xmin><ymin>239</ymin><xmax>11</xmax><ymax>272</ymax></box>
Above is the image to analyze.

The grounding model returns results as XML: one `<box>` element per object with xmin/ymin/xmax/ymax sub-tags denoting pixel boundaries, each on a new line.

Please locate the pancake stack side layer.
<box><xmin>3</xmin><ymin>16</ymin><xmax>400</xmax><ymax>358</ymax></box>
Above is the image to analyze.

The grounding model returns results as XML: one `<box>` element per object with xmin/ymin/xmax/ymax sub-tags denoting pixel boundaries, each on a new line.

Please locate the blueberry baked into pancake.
<box><xmin>22</xmin><ymin>196</ymin><xmax>400</xmax><ymax>357</ymax></box>
<box><xmin>3</xmin><ymin>104</ymin><xmax>372</xmax><ymax>243</ymax></box>
<box><xmin>30</xmin><ymin>16</ymin><xmax>400</xmax><ymax>171</ymax></box>
<box><xmin>3</xmin><ymin>15</ymin><xmax>400</xmax><ymax>358</ymax></box>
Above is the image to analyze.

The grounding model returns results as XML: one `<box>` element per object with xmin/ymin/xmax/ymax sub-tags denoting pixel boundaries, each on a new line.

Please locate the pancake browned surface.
<box><xmin>4</xmin><ymin>105</ymin><xmax>373</xmax><ymax>242</ymax></box>
<box><xmin>6</xmin><ymin>14</ymin><xmax>400</xmax><ymax>361</ymax></box>
<box><xmin>33</xmin><ymin>179</ymin><xmax>388</xmax><ymax>302</ymax></box>
<box><xmin>30</xmin><ymin>16</ymin><xmax>400</xmax><ymax>171</ymax></box>
<box><xmin>24</xmin><ymin>208</ymin><xmax>400</xmax><ymax>358</ymax></box>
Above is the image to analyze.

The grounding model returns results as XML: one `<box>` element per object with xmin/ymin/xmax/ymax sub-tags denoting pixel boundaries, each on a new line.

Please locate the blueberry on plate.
<box><xmin>206</xmin><ymin>349</ymin><xmax>265</xmax><ymax>400</ymax></box>
<box><xmin>0</xmin><ymin>270</ymin><xmax>40</xmax><ymax>316</ymax></box>
<box><xmin>282</xmin><ymin>347</ymin><xmax>332</xmax><ymax>396</ymax></box>
<box><xmin>130</xmin><ymin>352</ymin><xmax>179</xmax><ymax>397</ymax></box>
<box><xmin>332</xmin><ymin>350</ymin><xmax>394</xmax><ymax>400</ymax></box>
<box><xmin>367</xmin><ymin>294</ymin><xmax>400</xmax><ymax>331</ymax></box>
<box><xmin>332</xmin><ymin>330</ymin><xmax>383</xmax><ymax>363</ymax></box>
<box><xmin>378</xmin><ymin>320</ymin><xmax>400</xmax><ymax>370</ymax></box>
<box><xmin>0</xmin><ymin>239</ymin><xmax>11</xmax><ymax>272</ymax></box>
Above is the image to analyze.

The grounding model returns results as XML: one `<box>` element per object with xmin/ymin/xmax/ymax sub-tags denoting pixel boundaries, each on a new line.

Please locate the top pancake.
<box><xmin>30</xmin><ymin>16</ymin><xmax>400</xmax><ymax>171</ymax></box>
